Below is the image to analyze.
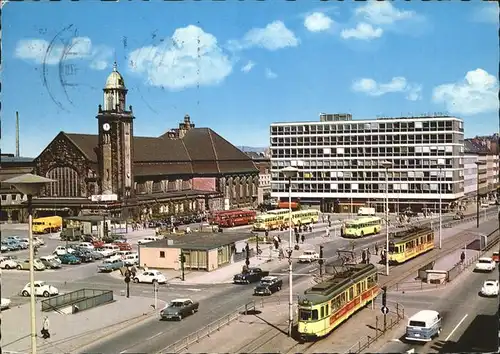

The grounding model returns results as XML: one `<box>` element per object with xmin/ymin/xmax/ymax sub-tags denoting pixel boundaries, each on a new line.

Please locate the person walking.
<box><xmin>301</xmin><ymin>234</ymin><xmax>305</xmax><ymax>244</ymax></box>
<box><xmin>41</xmin><ymin>316</ymin><xmax>50</xmax><ymax>339</ymax></box>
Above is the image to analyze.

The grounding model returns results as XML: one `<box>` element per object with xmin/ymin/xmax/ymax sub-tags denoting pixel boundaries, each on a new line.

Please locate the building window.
<box><xmin>46</xmin><ymin>166</ymin><xmax>80</xmax><ymax>197</ymax></box>
<box><xmin>1</xmin><ymin>195</ymin><xmax>6</xmax><ymax>201</ymax></box>
<box><xmin>160</xmin><ymin>251</ymin><xmax>165</xmax><ymax>258</ymax></box>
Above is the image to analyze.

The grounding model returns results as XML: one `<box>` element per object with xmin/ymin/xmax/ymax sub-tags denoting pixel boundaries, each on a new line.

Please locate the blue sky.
<box><xmin>2</xmin><ymin>0</ymin><xmax>498</xmax><ymax>157</ymax></box>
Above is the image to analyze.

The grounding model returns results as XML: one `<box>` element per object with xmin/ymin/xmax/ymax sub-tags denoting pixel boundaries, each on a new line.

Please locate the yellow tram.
<box><xmin>297</xmin><ymin>263</ymin><xmax>379</xmax><ymax>340</ymax></box>
<box><xmin>386</xmin><ymin>226</ymin><xmax>435</xmax><ymax>264</ymax></box>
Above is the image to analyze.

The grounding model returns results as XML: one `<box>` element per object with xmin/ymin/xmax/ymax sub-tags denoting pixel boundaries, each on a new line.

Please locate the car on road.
<box><xmin>480</xmin><ymin>280</ymin><xmax>499</xmax><ymax>297</ymax></box>
<box><xmin>474</xmin><ymin>257</ymin><xmax>496</xmax><ymax>272</ymax></box>
<box><xmin>39</xmin><ymin>255</ymin><xmax>62</xmax><ymax>269</ymax></box>
<box><xmin>72</xmin><ymin>250</ymin><xmax>94</xmax><ymax>263</ymax></box>
<box><xmin>298</xmin><ymin>250</ymin><xmax>320</xmax><ymax>263</ymax></box>
<box><xmin>54</xmin><ymin>246</ymin><xmax>75</xmax><ymax>256</ymax></box>
<box><xmin>159</xmin><ymin>298</ymin><xmax>199</xmax><ymax>321</ymax></box>
<box><xmin>133</xmin><ymin>270</ymin><xmax>167</xmax><ymax>284</ymax></box>
<box><xmin>17</xmin><ymin>259</ymin><xmax>46</xmax><ymax>271</ymax></box>
<box><xmin>97</xmin><ymin>258</ymin><xmax>124</xmax><ymax>272</ymax></box>
<box><xmin>0</xmin><ymin>256</ymin><xmax>18</xmax><ymax>269</ymax></box>
<box><xmin>21</xmin><ymin>281</ymin><xmax>59</xmax><ymax>297</ymax></box>
<box><xmin>254</xmin><ymin>276</ymin><xmax>283</xmax><ymax>296</ymax></box>
<box><xmin>405</xmin><ymin>310</ymin><xmax>442</xmax><ymax>342</ymax></box>
<box><xmin>1</xmin><ymin>298</ymin><xmax>11</xmax><ymax>310</ymax></box>
<box><xmin>137</xmin><ymin>236</ymin><xmax>159</xmax><ymax>245</ymax></box>
<box><xmin>233</xmin><ymin>267</ymin><xmax>270</xmax><ymax>284</ymax></box>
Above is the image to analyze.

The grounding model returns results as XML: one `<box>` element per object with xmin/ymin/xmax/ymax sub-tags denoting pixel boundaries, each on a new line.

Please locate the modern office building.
<box><xmin>270</xmin><ymin>113</ymin><xmax>465</xmax><ymax>213</ymax></box>
<box><xmin>464</xmin><ymin>138</ymin><xmax>499</xmax><ymax>199</ymax></box>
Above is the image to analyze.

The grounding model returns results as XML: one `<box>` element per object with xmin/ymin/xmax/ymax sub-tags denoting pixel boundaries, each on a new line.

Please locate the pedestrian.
<box><xmin>277</xmin><ymin>236</ymin><xmax>281</xmax><ymax>244</ymax></box>
<box><xmin>295</xmin><ymin>233</ymin><xmax>300</xmax><ymax>244</ymax></box>
<box><xmin>301</xmin><ymin>234</ymin><xmax>305</xmax><ymax>244</ymax></box>
<box><xmin>375</xmin><ymin>243</ymin><xmax>379</xmax><ymax>255</ymax></box>
<box><xmin>143</xmin><ymin>263</ymin><xmax>148</xmax><ymax>271</ymax></box>
<box><xmin>460</xmin><ymin>251</ymin><xmax>465</xmax><ymax>263</ymax></box>
<box><xmin>41</xmin><ymin>316</ymin><xmax>50</xmax><ymax>339</ymax></box>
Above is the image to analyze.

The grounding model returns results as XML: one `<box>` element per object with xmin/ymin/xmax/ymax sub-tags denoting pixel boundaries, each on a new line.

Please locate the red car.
<box><xmin>92</xmin><ymin>240</ymin><xmax>105</xmax><ymax>248</ymax></box>
<box><xmin>114</xmin><ymin>241</ymin><xmax>132</xmax><ymax>251</ymax></box>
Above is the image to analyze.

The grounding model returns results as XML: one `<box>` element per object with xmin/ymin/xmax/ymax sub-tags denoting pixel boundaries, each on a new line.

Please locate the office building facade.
<box><xmin>270</xmin><ymin>114</ymin><xmax>465</xmax><ymax>213</ymax></box>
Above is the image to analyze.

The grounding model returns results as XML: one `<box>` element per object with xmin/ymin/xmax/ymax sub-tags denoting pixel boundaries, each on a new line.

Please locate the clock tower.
<box><xmin>96</xmin><ymin>62</ymin><xmax>134</xmax><ymax>199</ymax></box>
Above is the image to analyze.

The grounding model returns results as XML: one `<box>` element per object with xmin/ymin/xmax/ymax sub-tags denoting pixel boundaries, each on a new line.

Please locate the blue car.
<box><xmin>58</xmin><ymin>253</ymin><xmax>81</xmax><ymax>265</ymax></box>
<box><xmin>1</xmin><ymin>241</ymin><xmax>21</xmax><ymax>251</ymax></box>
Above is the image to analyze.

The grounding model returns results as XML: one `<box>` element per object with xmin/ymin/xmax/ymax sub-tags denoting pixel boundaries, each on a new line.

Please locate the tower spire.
<box><xmin>113</xmin><ymin>61</ymin><xmax>118</xmax><ymax>72</ymax></box>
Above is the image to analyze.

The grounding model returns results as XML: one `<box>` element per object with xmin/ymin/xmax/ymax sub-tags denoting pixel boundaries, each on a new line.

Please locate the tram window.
<box><xmin>320</xmin><ymin>307</ymin><xmax>325</xmax><ymax>318</ymax></box>
<box><xmin>300</xmin><ymin>310</ymin><xmax>311</xmax><ymax>321</ymax></box>
<box><xmin>326</xmin><ymin>304</ymin><xmax>329</xmax><ymax>315</ymax></box>
<box><xmin>348</xmin><ymin>288</ymin><xmax>354</xmax><ymax>300</ymax></box>
<box><xmin>312</xmin><ymin>309</ymin><xmax>319</xmax><ymax>320</ymax></box>
<box><xmin>367</xmin><ymin>275</ymin><xmax>376</xmax><ymax>287</ymax></box>
<box><xmin>356</xmin><ymin>283</ymin><xmax>361</xmax><ymax>295</ymax></box>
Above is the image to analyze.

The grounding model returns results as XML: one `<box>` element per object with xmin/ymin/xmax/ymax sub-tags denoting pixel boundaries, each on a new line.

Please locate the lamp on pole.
<box><xmin>475</xmin><ymin>161</ymin><xmax>486</xmax><ymax>228</ymax></box>
<box><xmin>280</xmin><ymin>166</ymin><xmax>298</xmax><ymax>338</ymax></box>
<box><xmin>438</xmin><ymin>163</ymin><xmax>445</xmax><ymax>249</ymax></box>
<box><xmin>381</xmin><ymin>161</ymin><xmax>392</xmax><ymax>276</ymax></box>
<box><xmin>5</xmin><ymin>173</ymin><xmax>55</xmax><ymax>354</ymax></box>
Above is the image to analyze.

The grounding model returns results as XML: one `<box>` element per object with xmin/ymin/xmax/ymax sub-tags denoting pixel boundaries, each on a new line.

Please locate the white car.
<box><xmin>298</xmin><ymin>250</ymin><xmax>320</xmax><ymax>263</ymax></box>
<box><xmin>1</xmin><ymin>244</ymin><xmax>8</xmax><ymax>252</ymax></box>
<box><xmin>480</xmin><ymin>280</ymin><xmax>499</xmax><ymax>297</ymax></box>
<box><xmin>18</xmin><ymin>238</ymin><xmax>30</xmax><ymax>247</ymax></box>
<box><xmin>1</xmin><ymin>298</ymin><xmax>11</xmax><ymax>310</ymax></box>
<box><xmin>133</xmin><ymin>270</ymin><xmax>167</xmax><ymax>284</ymax></box>
<box><xmin>123</xmin><ymin>253</ymin><xmax>139</xmax><ymax>266</ymax></box>
<box><xmin>54</xmin><ymin>246</ymin><xmax>75</xmax><ymax>256</ymax></box>
<box><xmin>475</xmin><ymin>257</ymin><xmax>496</xmax><ymax>272</ymax></box>
<box><xmin>0</xmin><ymin>256</ymin><xmax>18</xmax><ymax>269</ymax></box>
<box><xmin>21</xmin><ymin>281</ymin><xmax>59</xmax><ymax>297</ymax></box>
<box><xmin>96</xmin><ymin>247</ymin><xmax>116</xmax><ymax>257</ymax></box>
<box><xmin>137</xmin><ymin>237</ymin><xmax>159</xmax><ymax>245</ymax></box>
<box><xmin>78</xmin><ymin>242</ymin><xmax>95</xmax><ymax>250</ymax></box>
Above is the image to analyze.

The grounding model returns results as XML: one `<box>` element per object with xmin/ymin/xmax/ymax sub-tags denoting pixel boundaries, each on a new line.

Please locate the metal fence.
<box><xmin>344</xmin><ymin>303</ymin><xmax>405</xmax><ymax>354</ymax></box>
<box><xmin>41</xmin><ymin>289</ymin><xmax>113</xmax><ymax>312</ymax></box>
<box><xmin>160</xmin><ymin>295</ymin><xmax>292</xmax><ymax>353</ymax></box>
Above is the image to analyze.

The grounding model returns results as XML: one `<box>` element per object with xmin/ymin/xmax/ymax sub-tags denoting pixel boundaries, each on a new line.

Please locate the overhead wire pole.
<box><xmin>382</xmin><ymin>161</ymin><xmax>392</xmax><ymax>276</ymax></box>
<box><xmin>439</xmin><ymin>165</ymin><xmax>443</xmax><ymax>249</ymax></box>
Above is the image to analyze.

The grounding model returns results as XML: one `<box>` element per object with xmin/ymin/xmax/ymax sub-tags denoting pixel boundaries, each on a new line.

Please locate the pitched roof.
<box><xmin>49</xmin><ymin>127</ymin><xmax>257</xmax><ymax>177</ymax></box>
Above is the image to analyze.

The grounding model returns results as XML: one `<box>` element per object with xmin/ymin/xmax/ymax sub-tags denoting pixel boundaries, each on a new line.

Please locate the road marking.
<box><xmin>185</xmin><ymin>288</ymin><xmax>202</xmax><ymax>292</ymax></box>
<box><xmin>391</xmin><ymin>338</ymin><xmax>402</xmax><ymax>343</ymax></box>
<box><xmin>406</xmin><ymin>349</ymin><xmax>415</xmax><ymax>354</ymax></box>
<box><xmin>146</xmin><ymin>331</ymin><xmax>163</xmax><ymax>341</ymax></box>
<box><xmin>445</xmin><ymin>313</ymin><xmax>468</xmax><ymax>341</ymax></box>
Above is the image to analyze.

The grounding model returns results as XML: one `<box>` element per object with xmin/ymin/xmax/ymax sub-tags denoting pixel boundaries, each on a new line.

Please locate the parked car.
<box><xmin>5</xmin><ymin>236</ymin><xmax>21</xmax><ymax>243</ymax></box>
<box><xmin>480</xmin><ymin>279</ymin><xmax>499</xmax><ymax>296</ymax></box>
<box><xmin>233</xmin><ymin>267</ymin><xmax>270</xmax><ymax>284</ymax></box>
<box><xmin>474</xmin><ymin>257</ymin><xmax>496</xmax><ymax>272</ymax></box>
<box><xmin>18</xmin><ymin>238</ymin><xmax>30</xmax><ymax>248</ymax></box>
<box><xmin>1</xmin><ymin>244</ymin><xmax>8</xmax><ymax>253</ymax></box>
<box><xmin>2</xmin><ymin>241</ymin><xmax>22</xmax><ymax>251</ymax></box>
<box><xmin>78</xmin><ymin>242</ymin><xmax>95</xmax><ymax>250</ymax></box>
<box><xmin>97</xmin><ymin>258</ymin><xmax>124</xmax><ymax>272</ymax></box>
<box><xmin>21</xmin><ymin>281</ymin><xmax>59</xmax><ymax>297</ymax></box>
<box><xmin>92</xmin><ymin>240</ymin><xmax>105</xmax><ymax>248</ymax></box>
<box><xmin>39</xmin><ymin>255</ymin><xmax>62</xmax><ymax>269</ymax></box>
<box><xmin>159</xmin><ymin>298</ymin><xmax>199</xmax><ymax>321</ymax></box>
<box><xmin>123</xmin><ymin>253</ymin><xmax>139</xmax><ymax>266</ymax></box>
<box><xmin>117</xmin><ymin>250</ymin><xmax>134</xmax><ymax>259</ymax></box>
<box><xmin>114</xmin><ymin>241</ymin><xmax>132</xmax><ymax>251</ymax></box>
<box><xmin>0</xmin><ymin>256</ymin><xmax>18</xmax><ymax>269</ymax></box>
<box><xmin>58</xmin><ymin>253</ymin><xmax>81</xmax><ymax>265</ymax></box>
<box><xmin>1</xmin><ymin>298</ymin><xmax>11</xmax><ymax>310</ymax></box>
<box><xmin>54</xmin><ymin>246</ymin><xmax>75</xmax><ymax>256</ymax></box>
<box><xmin>96</xmin><ymin>244</ymin><xmax>120</xmax><ymax>257</ymax></box>
<box><xmin>298</xmin><ymin>250</ymin><xmax>320</xmax><ymax>263</ymax></box>
<box><xmin>17</xmin><ymin>259</ymin><xmax>46</xmax><ymax>271</ymax></box>
<box><xmin>254</xmin><ymin>276</ymin><xmax>283</xmax><ymax>296</ymax></box>
<box><xmin>72</xmin><ymin>250</ymin><xmax>94</xmax><ymax>263</ymax></box>
<box><xmin>133</xmin><ymin>270</ymin><xmax>167</xmax><ymax>284</ymax></box>
<box><xmin>88</xmin><ymin>250</ymin><xmax>104</xmax><ymax>260</ymax></box>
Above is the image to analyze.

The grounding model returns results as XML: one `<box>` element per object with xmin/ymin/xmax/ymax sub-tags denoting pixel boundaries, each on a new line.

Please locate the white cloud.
<box><xmin>471</xmin><ymin>5</ymin><xmax>499</xmax><ymax>24</ymax></box>
<box><xmin>241</xmin><ymin>60</ymin><xmax>255</xmax><ymax>73</ymax></box>
<box><xmin>14</xmin><ymin>37</ymin><xmax>112</xmax><ymax>70</ymax></box>
<box><xmin>227</xmin><ymin>21</ymin><xmax>299</xmax><ymax>51</ymax></box>
<box><xmin>352</xmin><ymin>76</ymin><xmax>422</xmax><ymax>101</ymax></box>
<box><xmin>432</xmin><ymin>68</ymin><xmax>499</xmax><ymax>115</ymax></box>
<box><xmin>265</xmin><ymin>68</ymin><xmax>277</xmax><ymax>79</ymax></box>
<box><xmin>128</xmin><ymin>25</ymin><xmax>233</xmax><ymax>91</ymax></box>
<box><xmin>341</xmin><ymin>23</ymin><xmax>383</xmax><ymax>40</ymax></box>
<box><xmin>355</xmin><ymin>1</ymin><xmax>416</xmax><ymax>25</ymax></box>
<box><xmin>304</xmin><ymin>12</ymin><xmax>334</xmax><ymax>32</ymax></box>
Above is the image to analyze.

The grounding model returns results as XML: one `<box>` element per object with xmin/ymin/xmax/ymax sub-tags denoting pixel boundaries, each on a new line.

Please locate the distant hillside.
<box><xmin>238</xmin><ymin>146</ymin><xmax>267</xmax><ymax>153</ymax></box>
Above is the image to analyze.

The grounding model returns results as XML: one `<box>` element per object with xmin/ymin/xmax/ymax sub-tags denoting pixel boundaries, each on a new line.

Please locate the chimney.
<box><xmin>15</xmin><ymin>111</ymin><xmax>20</xmax><ymax>157</ymax></box>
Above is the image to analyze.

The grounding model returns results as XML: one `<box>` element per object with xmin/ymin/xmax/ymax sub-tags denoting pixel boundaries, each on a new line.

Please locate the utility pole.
<box><xmin>382</xmin><ymin>286</ymin><xmax>387</xmax><ymax>331</ymax></box>
<box><xmin>179</xmin><ymin>252</ymin><xmax>185</xmax><ymax>281</ymax></box>
<box><xmin>318</xmin><ymin>245</ymin><xmax>324</xmax><ymax>277</ymax></box>
<box><xmin>124</xmin><ymin>268</ymin><xmax>131</xmax><ymax>298</ymax></box>
<box><xmin>153</xmin><ymin>281</ymin><xmax>158</xmax><ymax>310</ymax></box>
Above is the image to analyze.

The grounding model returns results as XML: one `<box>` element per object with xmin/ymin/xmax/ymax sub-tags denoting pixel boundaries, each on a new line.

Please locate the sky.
<box><xmin>1</xmin><ymin>0</ymin><xmax>499</xmax><ymax>157</ymax></box>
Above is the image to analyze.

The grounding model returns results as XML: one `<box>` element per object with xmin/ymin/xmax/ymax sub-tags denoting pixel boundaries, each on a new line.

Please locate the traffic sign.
<box><xmin>381</xmin><ymin>306</ymin><xmax>389</xmax><ymax>315</ymax></box>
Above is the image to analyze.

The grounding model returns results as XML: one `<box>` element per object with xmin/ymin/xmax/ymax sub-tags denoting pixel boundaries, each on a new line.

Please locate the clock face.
<box><xmin>102</xmin><ymin>123</ymin><xmax>111</xmax><ymax>132</ymax></box>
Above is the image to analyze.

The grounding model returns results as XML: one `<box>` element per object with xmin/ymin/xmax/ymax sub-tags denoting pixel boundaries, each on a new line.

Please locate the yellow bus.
<box><xmin>253</xmin><ymin>212</ymin><xmax>287</xmax><ymax>231</ymax></box>
<box><xmin>297</xmin><ymin>263</ymin><xmax>379</xmax><ymax>340</ymax></box>
<box><xmin>291</xmin><ymin>209</ymin><xmax>320</xmax><ymax>226</ymax></box>
<box><xmin>343</xmin><ymin>217</ymin><xmax>381</xmax><ymax>238</ymax></box>
<box><xmin>386</xmin><ymin>226</ymin><xmax>434</xmax><ymax>264</ymax></box>
<box><xmin>32</xmin><ymin>216</ymin><xmax>63</xmax><ymax>234</ymax></box>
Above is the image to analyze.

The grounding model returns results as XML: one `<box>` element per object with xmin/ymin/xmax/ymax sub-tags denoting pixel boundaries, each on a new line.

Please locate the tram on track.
<box><xmin>384</xmin><ymin>226</ymin><xmax>435</xmax><ymax>264</ymax></box>
<box><xmin>297</xmin><ymin>263</ymin><xmax>379</xmax><ymax>340</ymax></box>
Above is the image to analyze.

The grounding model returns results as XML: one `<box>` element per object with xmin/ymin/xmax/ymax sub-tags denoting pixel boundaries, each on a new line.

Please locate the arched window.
<box><xmin>46</xmin><ymin>167</ymin><xmax>80</xmax><ymax>197</ymax></box>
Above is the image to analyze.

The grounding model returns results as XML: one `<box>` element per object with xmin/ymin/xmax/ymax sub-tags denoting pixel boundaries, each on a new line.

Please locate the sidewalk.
<box><xmin>1</xmin><ymin>295</ymin><xmax>157</xmax><ymax>354</ymax></box>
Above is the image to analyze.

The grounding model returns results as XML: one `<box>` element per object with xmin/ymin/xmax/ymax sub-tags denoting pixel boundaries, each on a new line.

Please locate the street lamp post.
<box><xmin>475</xmin><ymin>161</ymin><xmax>486</xmax><ymax>228</ymax></box>
<box><xmin>381</xmin><ymin>161</ymin><xmax>392</xmax><ymax>276</ymax></box>
<box><xmin>5</xmin><ymin>173</ymin><xmax>55</xmax><ymax>354</ymax></box>
<box><xmin>280</xmin><ymin>166</ymin><xmax>298</xmax><ymax>338</ymax></box>
<box><xmin>438</xmin><ymin>164</ymin><xmax>445</xmax><ymax>249</ymax></box>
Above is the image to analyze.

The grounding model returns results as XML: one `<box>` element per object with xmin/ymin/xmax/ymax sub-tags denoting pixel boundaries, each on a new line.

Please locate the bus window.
<box><xmin>320</xmin><ymin>307</ymin><xmax>325</xmax><ymax>318</ymax></box>
<box><xmin>300</xmin><ymin>310</ymin><xmax>311</xmax><ymax>321</ymax></box>
<box><xmin>312</xmin><ymin>309</ymin><xmax>319</xmax><ymax>321</ymax></box>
